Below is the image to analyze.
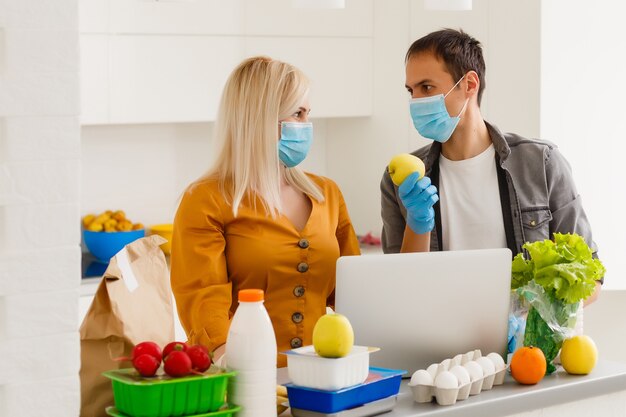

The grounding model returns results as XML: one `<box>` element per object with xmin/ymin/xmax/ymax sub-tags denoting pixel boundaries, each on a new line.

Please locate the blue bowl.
<box><xmin>84</xmin><ymin>229</ymin><xmax>145</xmax><ymax>263</ymax></box>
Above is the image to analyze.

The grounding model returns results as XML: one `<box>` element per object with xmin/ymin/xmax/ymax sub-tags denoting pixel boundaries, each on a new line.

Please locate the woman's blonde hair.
<box><xmin>205</xmin><ymin>56</ymin><xmax>324</xmax><ymax>217</ymax></box>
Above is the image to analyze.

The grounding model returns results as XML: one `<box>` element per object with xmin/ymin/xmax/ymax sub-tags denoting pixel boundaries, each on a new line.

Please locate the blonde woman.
<box><xmin>170</xmin><ymin>56</ymin><xmax>360</xmax><ymax>367</ymax></box>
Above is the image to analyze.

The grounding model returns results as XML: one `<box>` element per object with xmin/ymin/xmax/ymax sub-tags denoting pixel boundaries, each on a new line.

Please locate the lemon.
<box><xmin>560</xmin><ymin>335</ymin><xmax>598</xmax><ymax>375</ymax></box>
<box><xmin>388</xmin><ymin>153</ymin><xmax>425</xmax><ymax>186</ymax></box>
<box><xmin>312</xmin><ymin>313</ymin><xmax>354</xmax><ymax>358</ymax></box>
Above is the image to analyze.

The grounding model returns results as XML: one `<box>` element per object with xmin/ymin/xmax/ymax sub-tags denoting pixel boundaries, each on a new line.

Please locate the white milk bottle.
<box><xmin>226</xmin><ymin>289</ymin><xmax>277</xmax><ymax>417</ymax></box>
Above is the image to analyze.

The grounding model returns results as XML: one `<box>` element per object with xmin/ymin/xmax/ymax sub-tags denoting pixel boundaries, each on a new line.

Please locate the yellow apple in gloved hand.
<box><xmin>312</xmin><ymin>313</ymin><xmax>354</xmax><ymax>358</ymax></box>
<box><xmin>560</xmin><ymin>335</ymin><xmax>598</xmax><ymax>375</ymax></box>
<box><xmin>388</xmin><ymin>153</ymin><xmax>425</xmax><ymax>186</ymax></box>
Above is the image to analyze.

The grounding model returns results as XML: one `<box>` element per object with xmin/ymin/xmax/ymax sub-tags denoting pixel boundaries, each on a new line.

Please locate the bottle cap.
<box><xmin>239</xmin><ymin>289</ymin><xmax>264</xmax><ymax>302</ymax></box>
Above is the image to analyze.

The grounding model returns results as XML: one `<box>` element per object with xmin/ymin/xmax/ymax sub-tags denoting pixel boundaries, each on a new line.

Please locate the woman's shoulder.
<box><xmin>305</xmin><ymin>172</ymin><xmax>334</xmax><ymax>187</ymax></box>
<box><xmin>179</xmin><ymin>176</ymin><xmax>226</xmax><ymax>209</ymax></box>
<box><xmin>183</xmin><ymin>176</ymin><xmax>219</xmax><ymax>195</ymax></box>
<box><xmin>176</xmin><ymin>176</ymin><xmax>230</xmax><ymax>227</ymax></box>
<box><xmin>304</xmin><ymin>172</ymin><xmax>343</xmax><ymax>197</ymax></box>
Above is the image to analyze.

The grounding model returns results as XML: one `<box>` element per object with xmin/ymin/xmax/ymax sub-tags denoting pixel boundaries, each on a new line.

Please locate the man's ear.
<box><xmin>465</xmin><ymin>70</ymin><xmax>480</xmax><ymax>97</ymax></box>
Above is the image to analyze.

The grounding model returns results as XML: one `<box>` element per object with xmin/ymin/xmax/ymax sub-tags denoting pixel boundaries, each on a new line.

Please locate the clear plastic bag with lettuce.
<box><xmin>510</xmin><ymin>233</ymin><xmax>605</xmax><ymax>374</ymax></box>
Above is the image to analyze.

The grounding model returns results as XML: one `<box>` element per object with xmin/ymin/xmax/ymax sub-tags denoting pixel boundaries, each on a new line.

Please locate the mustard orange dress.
<box><xmin>170</xmin><ymin>173</ymin><xmax>360</xmax><ymax>367</ymax></box>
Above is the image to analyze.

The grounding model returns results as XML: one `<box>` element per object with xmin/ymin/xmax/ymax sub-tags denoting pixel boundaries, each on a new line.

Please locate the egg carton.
<box><xmin>407</xmin><ymin>349</ymin><xmax>508</xmax><ymax>406</ymax></box>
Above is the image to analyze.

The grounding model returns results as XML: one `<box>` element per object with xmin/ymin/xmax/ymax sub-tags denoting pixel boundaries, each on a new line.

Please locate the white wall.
<box><xmin>0</xmin><ymin>0</ymin><xmax>81</xmax><ymax>415</ymax></box>
<box><xmin>81</xmin><ymin>123</ymin><xmax>214</xmax><ymax>226</ymax></box>
<box><xmin>584</xmin><ymin>290</ymin><xmax>626</xmax><ymax>364</ymax></box>
<box><xmin>541</xmin><ymin>0</ymin><xmax>626</xmax><ymax>289</ymax></box>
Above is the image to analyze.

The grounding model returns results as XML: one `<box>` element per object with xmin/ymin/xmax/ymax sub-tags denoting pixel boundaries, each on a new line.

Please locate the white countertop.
<box><xmin>280</xmin><ymin>360</ymin><xmax>626</xmax><ymax>417</ymax></box>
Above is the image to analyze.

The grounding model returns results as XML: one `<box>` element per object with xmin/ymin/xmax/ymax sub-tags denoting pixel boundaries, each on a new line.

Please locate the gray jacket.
<box><xmin>381</xmin><ymin>122</ymin><xmax>598</xmax><ymax>260</ymax></box>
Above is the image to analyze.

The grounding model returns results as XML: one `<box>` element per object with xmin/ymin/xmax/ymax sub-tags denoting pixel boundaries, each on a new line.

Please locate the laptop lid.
<box><xmin>335</xmin><ymin>248</ymin><xmax>512</xmax><ymax>375</ymax></box>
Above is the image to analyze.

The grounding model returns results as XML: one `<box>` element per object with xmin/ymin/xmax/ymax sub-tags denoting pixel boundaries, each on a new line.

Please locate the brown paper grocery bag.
<box><xmin>79</xmin><ymin>235</ymin><xmax>175</xmax><ymax>417</ymax></box>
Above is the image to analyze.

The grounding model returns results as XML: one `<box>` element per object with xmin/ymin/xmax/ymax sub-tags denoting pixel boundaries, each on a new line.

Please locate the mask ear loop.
<box><xmin>456</xmin><ymin>98</ymin><xmax>470</xmax><ymax>118</ymax></box>
<box><xmin>444</xmin><ymin>74</ymin><xmax>466</xmax><ymax>98</ymax></box>
<box><xmin>444</xmin><ymin>74</ymin><xmax>470</xmax><ymax>118</ymax></box>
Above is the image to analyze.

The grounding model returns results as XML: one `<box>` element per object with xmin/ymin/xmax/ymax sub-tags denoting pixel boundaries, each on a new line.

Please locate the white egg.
<box><xmin>476</xmin><ymin>356</ymin><xmax>496</xmax><ymax>376</ymax></box>
<box><xmin>449</xmin><ymin>365</ymin><xmax>471</xmax><ymax>386</ymax></box>
<box><xmin>463</xmin><ymin>361</ymin><xmax>484</xmax><ymax>382</ymax></box>
<box><xmin>434</xmin><ymin>371</ymin><xmax>458</xmax><ymax>389</ymax></box>
<box><xmin>440</xmin><ymin>358</ymin><xmax>451</xmax><ymax>371</ymax></box>
<box><xmin>410</xmin><ymin>369</ymin><xmax>433</xmax><ymax>386</ymax></box>
<box><xmin>427</xmin><ymin>363</ymin><xmax>440</xmax><ymax>380</ymax></box>
<box><xmin>462</xmin><ymin>350</ymin><xmax>474</xmax><ymax>365</ymax></box>
<box><xmin>487</xmin><ymin>352</ymin><xmax>506</xmax><ymax>372</ymax></box>
<box><xmin>452</xmin><ymin>354</ymin><xmax>463</xmax><ymax>367</ymax></box>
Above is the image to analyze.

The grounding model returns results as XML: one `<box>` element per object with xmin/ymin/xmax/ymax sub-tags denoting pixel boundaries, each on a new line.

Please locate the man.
<box><xmin>380</xmin><ymin>29</ymin><xmax>601</xmax><ymax>304</ymax></box>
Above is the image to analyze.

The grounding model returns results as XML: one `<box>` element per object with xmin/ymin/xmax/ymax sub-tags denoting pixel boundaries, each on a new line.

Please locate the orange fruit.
<box><xmin>510</xmin><ymin>346</ymin><xmax>547</xmax><ymax>385</ymax></box>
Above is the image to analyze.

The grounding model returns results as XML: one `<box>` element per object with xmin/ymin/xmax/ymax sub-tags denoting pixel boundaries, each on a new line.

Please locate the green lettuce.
<box><xmin>511</xmin><ymin>233</ymin><xmax>605</xmax><ymax>304</ymax></box>
<box><xmin>511</xmin><ymin>253</ymin><xmax>534</xmax><ymax>289</ymax></box>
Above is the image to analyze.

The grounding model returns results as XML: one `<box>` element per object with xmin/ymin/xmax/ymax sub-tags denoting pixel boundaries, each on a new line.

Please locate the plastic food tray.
<box><xmin>285</xmin><ymin>367</ymin><xmax>406</xmax><ymax>414</ymax></box>
<box><xmin>283</xmin><ymin>345</ymin><xmax>378</xmax><ymax>391</ymax></box>
<box><xmin>102</xmin><ymin>368</ymin><xmax>236</xmax><ymax>417</ymax></box>
<box><xmin>290</xmin><ymin>395</ymin><xmax>397</xmax><ymax>417</ymax></box>
<box><xmin>105</xmin><ymin>405</ymin><xmax>241</xmax><ymax>417</ymax></box>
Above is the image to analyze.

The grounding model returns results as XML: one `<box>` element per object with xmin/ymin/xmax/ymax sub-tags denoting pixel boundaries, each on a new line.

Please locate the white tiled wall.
<box><xmin>0</xmin><ymin>0</ymin><xmax>81</xmax><ymax>415</ymax></box>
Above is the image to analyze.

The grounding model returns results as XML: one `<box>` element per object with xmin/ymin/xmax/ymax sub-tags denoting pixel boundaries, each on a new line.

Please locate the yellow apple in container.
<box><xmin>312</xmin><ymin>313</ymin><xmax>354</xmax><ymax>358</ymax></box>
<box><xmin>388</xmin><ymin>153</ymin><xmax>425</xmax><ymax>186</ymax></box>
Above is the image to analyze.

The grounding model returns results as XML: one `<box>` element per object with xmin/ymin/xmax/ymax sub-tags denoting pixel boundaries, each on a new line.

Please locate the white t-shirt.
<box><xmin>439</xmin><ymin>144</ymin><xmax>507</xmax><ymax>251</ymax></box>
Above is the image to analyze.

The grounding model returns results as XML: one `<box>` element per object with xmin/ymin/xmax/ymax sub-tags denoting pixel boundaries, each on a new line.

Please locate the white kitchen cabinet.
<box><xmin>245</xmin><ymin>37</ymin><xmax>373</xmax><ymax>118</ymax></box>
<box><xmin>80</xmin><ymin>35</ymin><xmax>109</xmax><ymax>125</ymax></box>
<box><xmin>82</xmin><ymin>0</ymin><xmax>371</xmax><ymax>37</ymax></box>
<box><xmin>244</xmin><ymin>0</ymin><xmax>373</xmax><ymax>37</ymax></box>
<box><xmin>78</xmin><ymin>0</ymin><xmax>374</xmax><ymax>124</ymax></box>
<box><xmin>109</xmin><ymin>0</ymin><xmax>244</xmax><ymax>35</ymax></box>
<box><xmin>109</xmin><ymin>36</ymin><xmax>244</xmax><ymax>124</ymax></box>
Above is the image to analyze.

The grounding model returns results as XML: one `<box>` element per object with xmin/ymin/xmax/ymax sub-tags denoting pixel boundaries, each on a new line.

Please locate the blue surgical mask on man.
<box><xmin>409</xmin><ymin>75</ymin><xmax>469</xmax><ymax>143</ymax></box>
<box><xmin>278</xmin><ymin>121</ymin><xmax>313</xmax><ymax>168</ymax></box>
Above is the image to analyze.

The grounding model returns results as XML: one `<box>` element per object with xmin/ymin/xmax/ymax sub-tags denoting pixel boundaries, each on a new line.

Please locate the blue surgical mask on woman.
<box><xmin>409</xmin><ymin>75</ymin><xmax>469</xmax><ymax>143</ymax></box>
<box><xmin>278</xmin><ymin>121</ymin><xmax>313</xmax><ymax>168</ymax></box>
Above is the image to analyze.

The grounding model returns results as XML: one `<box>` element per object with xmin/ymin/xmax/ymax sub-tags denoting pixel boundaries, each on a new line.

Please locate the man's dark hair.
<box><xmin>406</xmin><ymin>29</ymin><xmax>486</xmax><ymax>105</ymax></box>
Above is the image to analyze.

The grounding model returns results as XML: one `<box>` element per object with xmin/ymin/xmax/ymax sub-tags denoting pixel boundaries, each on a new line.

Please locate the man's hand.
<box><xmin>398</xmin><ymin>172</ymin><xmax>439</xmax><ymax>234</ymax></box>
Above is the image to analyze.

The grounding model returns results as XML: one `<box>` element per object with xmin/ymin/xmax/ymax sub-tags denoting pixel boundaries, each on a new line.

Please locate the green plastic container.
<box><xmin>102</xmin><ymin>368</ymin><xmax>237</xmax><ymax>417</ymax></box>
<box><xmin>105</xmin><ymin>405</ymin><xmax>242</xmax><ymax>417</ymax></box>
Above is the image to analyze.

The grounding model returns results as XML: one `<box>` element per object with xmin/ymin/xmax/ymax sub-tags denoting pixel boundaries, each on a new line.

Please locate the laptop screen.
<box><xmin>335</xmin><ymin>248</ymin><xmax>512</xmax><ymax>375</ymax></box>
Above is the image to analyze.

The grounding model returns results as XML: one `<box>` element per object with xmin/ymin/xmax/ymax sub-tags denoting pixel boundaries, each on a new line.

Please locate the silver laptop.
<box><xmin>335</xmin><ymin>248</ymin><xmax>512</xmax><ymax>375</ymax></box>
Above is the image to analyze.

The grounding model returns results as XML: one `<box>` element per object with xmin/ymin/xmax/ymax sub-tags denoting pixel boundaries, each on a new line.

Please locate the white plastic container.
<box><xmin>225</xmin><ymin>289</ymin><xmax>277</xmax><ymax>417</ymax></box>
<box><xmin>283</xmin><ymin>345</ymin><xmax>376</xmax><ymax>391</ymax></box>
